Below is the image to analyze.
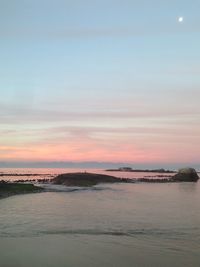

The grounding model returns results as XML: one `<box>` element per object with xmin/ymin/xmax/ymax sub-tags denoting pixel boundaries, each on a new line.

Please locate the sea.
<box><xmin>0</xmin><ymin>168</ymin><xmax>200</xmax><ymax>267</ymax></box>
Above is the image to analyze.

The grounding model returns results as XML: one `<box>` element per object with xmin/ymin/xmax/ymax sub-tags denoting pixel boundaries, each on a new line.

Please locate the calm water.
<box><xmin>0</xmin><ymin>168</ymin><xmax>200</xmax><ymax>267</ymax></box>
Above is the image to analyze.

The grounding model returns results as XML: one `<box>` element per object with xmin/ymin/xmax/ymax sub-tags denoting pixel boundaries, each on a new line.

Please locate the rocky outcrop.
<box><xmin>52</xmin><ymin>172</ymin><xmax>131</xmax><ymax>186</ymax></box>
<box><xmin>0</xmin><ymin>181</ymin><xmax>43</xmax><ymax>199</ymax></box>
<box><xmin>171</xmin><ymin>168</ymin><xmax>199</xmax><ymax>182</ymax></box>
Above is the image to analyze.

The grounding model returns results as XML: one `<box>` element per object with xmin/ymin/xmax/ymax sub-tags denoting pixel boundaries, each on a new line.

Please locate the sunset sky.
<box><xmin>0</xmin><ymin>0</ymin><xmax>200</xmax><ymax>166</ymax></box>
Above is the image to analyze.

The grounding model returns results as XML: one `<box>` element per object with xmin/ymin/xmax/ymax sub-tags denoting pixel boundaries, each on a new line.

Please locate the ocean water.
<box><xmin>0</xmin><ymin>168</ymin><xmax>200</xmax><ymax>267</ymax></box>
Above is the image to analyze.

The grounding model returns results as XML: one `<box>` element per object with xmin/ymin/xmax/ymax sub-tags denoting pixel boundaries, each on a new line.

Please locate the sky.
<box><xmin>0</xmin><ymin>0</ymin><xmax>200</xmax><ymax>167</ymax></box>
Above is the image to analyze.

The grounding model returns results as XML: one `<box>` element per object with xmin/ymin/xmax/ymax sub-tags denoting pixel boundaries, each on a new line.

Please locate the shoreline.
<box><xmin>1</xmin><ymin>168</ymin><xmax>199</xmax><ymax>199</ymax></box>
<box><xmin>0</xmin><ymin>182</ymin><xmax>44</xmax><ymax>199</ymax></box>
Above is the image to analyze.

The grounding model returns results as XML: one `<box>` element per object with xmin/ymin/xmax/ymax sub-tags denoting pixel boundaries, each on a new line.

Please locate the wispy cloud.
<box><xmin>0</xmin><ymin>122</ymin><xmax>200</xmax><ymax>163</ymax></box>
<box><xmin>0</xmin><ymin>103</ymin><xmax>200</xmax><ymax>124</ymax></box>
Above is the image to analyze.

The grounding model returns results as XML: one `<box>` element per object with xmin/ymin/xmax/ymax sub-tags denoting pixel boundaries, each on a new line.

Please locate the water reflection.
<box><xmin>177</xmin><ymin>182</ymin><xmax>198</xmax><ymax>193</ymax></box>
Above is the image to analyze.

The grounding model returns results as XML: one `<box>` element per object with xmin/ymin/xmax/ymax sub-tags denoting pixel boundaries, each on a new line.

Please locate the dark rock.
<box><xmin>52</xmin><ymin>172</ymin><xmax>130</xmax><ymax>186</ymax></box>
<box><xmin>171</xmin><ymin>168</ymin><xmax>199</xmax><ymax>182</ymax></box>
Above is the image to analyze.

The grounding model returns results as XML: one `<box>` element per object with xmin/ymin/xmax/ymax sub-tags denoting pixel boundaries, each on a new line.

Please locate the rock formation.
<box><xmin>52</xmin><ymin>172</ymin><xmax>130</xmax><ymax>186</ymax></box>
<box><xmin>171</xmin><ymin>168</ymin><xmax>199</xmax><ymax>182</ymax></box>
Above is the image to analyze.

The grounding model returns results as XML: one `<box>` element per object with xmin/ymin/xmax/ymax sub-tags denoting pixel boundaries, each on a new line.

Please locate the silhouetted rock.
<box><xmin>52</xmin><ymin>172</ymin><xmax>131</xmax><ymax>186</ymax></box>
<box><xmin>171</xmin><ymin>168</ymin><xmax>199</xmax><ymax>182</ymax></box>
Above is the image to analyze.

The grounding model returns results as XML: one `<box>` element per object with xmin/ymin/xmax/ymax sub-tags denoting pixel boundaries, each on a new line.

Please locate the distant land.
<box><xmin>0</xmin><ymin>161</ymin><xmax>199</xmax><ymax>171</ymax></box>
<box><xmin>106</xmin><ymin>167</ymin><xmax>175</xmax><ymax>173</ymax></box>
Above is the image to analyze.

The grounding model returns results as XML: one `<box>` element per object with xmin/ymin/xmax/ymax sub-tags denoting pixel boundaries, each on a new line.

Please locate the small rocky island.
<box><xmin>0</xmin><ymin>167</ymin><xmax>199</xmax><ymax>199</ymax></box>
<box><xmin>171</xmin><ymin>168</ymin><xmax>199</xmax><ymax>182</ymax></box>
<box><xmin>53</xmin><ymin>168</ymin><xmax>199</xmax><ymax>187</ymax></box>
<box><xmin>52</xmin><ymin>172</ymin><xmax>131</xmax><ymax>186</ymax></box>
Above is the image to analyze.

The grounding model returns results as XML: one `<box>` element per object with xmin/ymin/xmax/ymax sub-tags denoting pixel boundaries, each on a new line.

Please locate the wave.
<box><xmin>38</xmin><ymin>227</ymin><xmax>199</xmax><ymax>238</ymax></box>
<box><xmin>40</xmin><ymin>184</ymin><xmax>117</xmax><ymax>192</ymax></box>
<box><xmin>1</xmin><ymin>227</ymin><xmax>199</xmax><ymax>239</ymax></box>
